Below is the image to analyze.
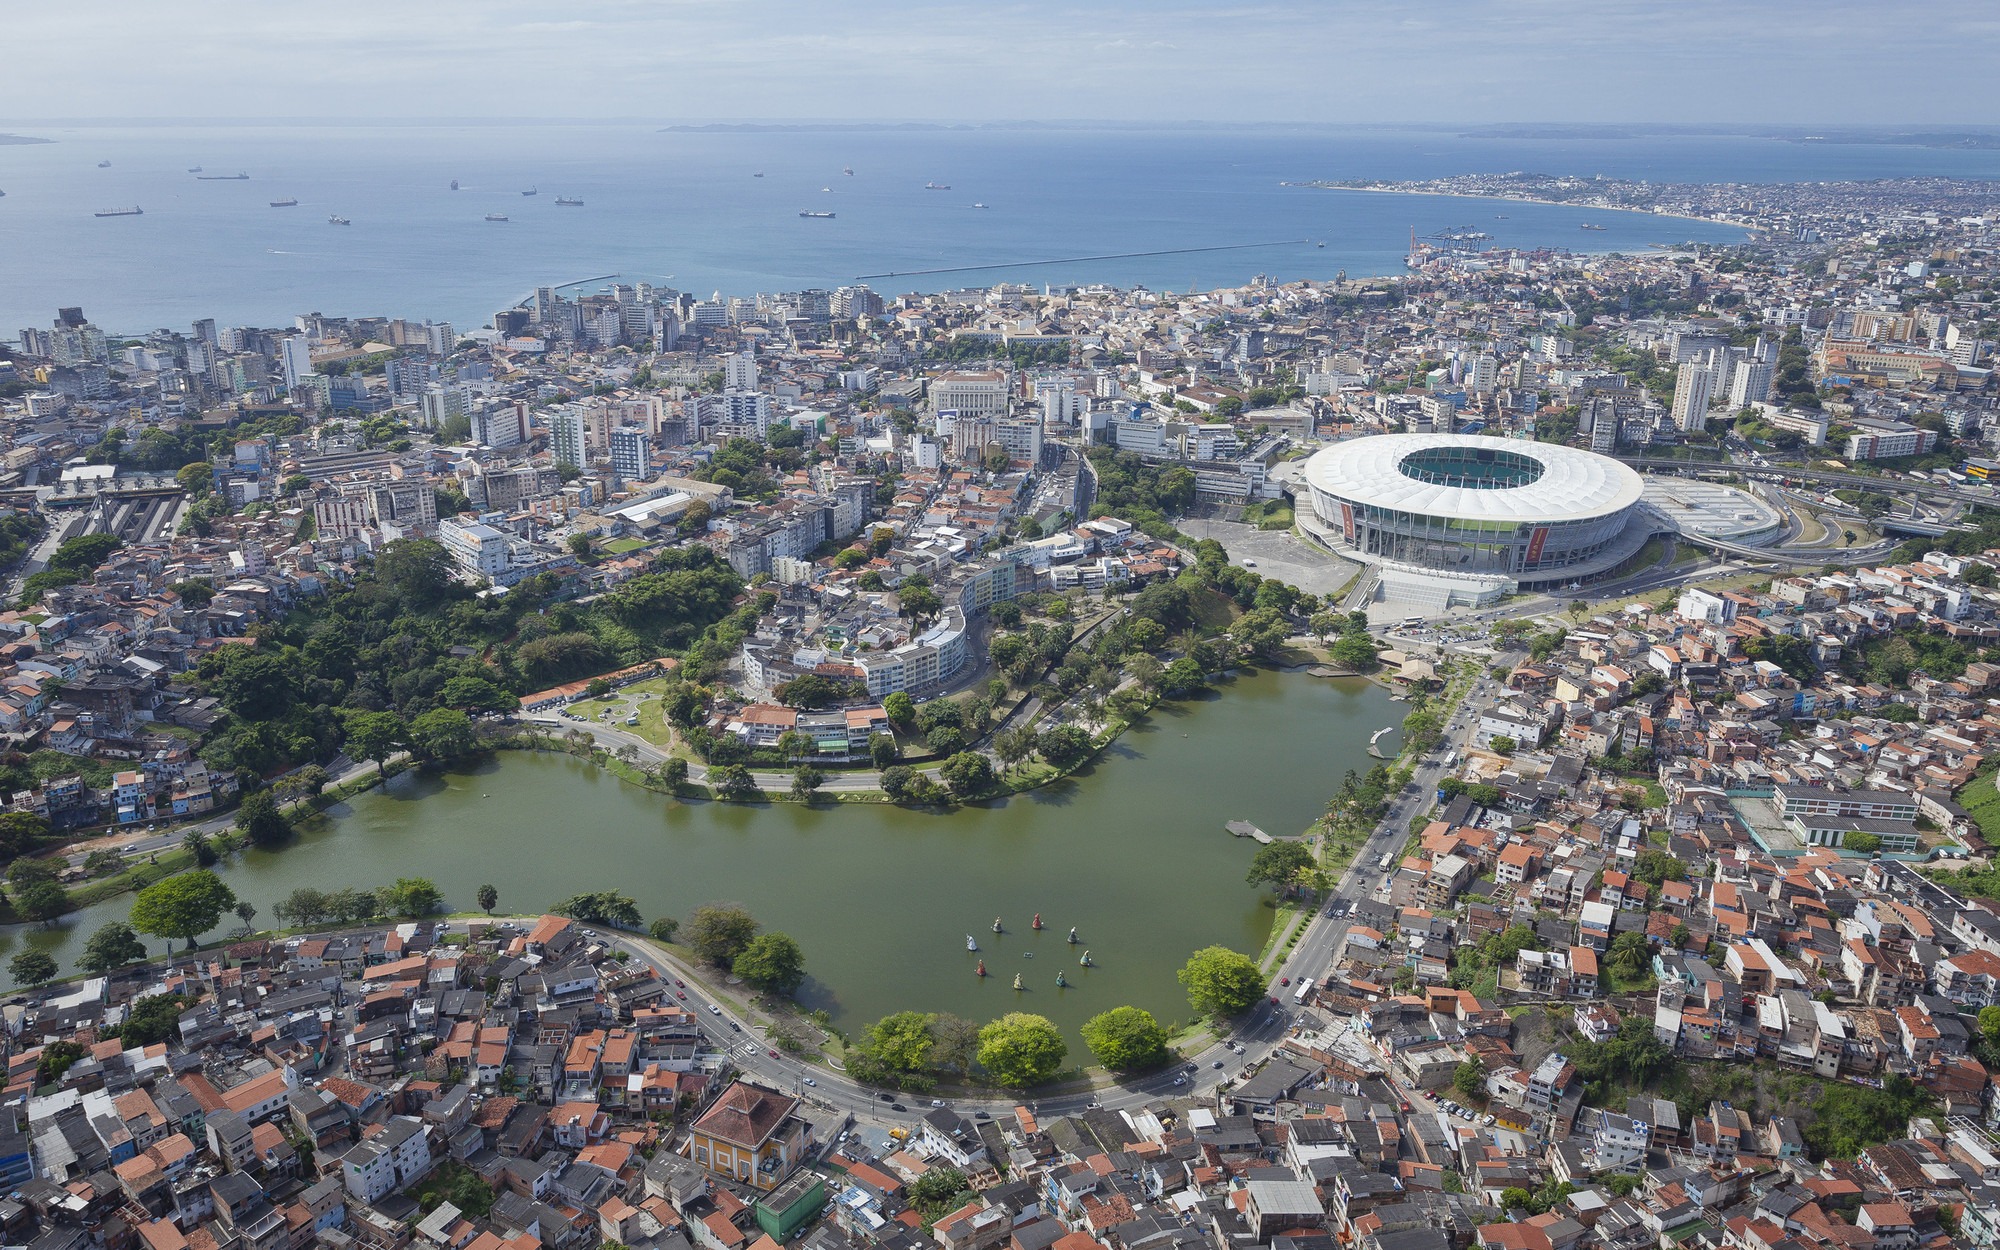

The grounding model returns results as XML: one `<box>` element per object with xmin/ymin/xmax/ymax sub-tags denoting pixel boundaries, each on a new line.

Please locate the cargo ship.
<box><xmin>924</xmin><ymin>181</ymin><xmax>950</xmax><ymax>190</ymax></box>
<box><xmin>197</xmin><ymin>172</ymin><xmax>249</xmax><ymax>180</ymax></box>
<box><xmin>555</xmin><ymin>196</ymin><xmax>583</xmax><ymax>206</ymax></box>
<box><xmin>485</xmin><ymin>213</ymin><xmax>509</xmax><ymax>221</ymax></box>
<box><xmin>328</xmin><ymin>214</ymin><xmax>350</xmax><ymax>225</ymax></box>
<box><xmin>799</xmin><ymin>210</ymin><xmax>835</xmax><ymax>218</ymax></box>
<box><xmin>269</xmin><ymin>198</ymin><xmax>298</xmax><ymax>207</ymax></box>
<box><xmin>95</xmin><ymin>206</ymin><xmax>143</xmax><ymax>217</ymax></box>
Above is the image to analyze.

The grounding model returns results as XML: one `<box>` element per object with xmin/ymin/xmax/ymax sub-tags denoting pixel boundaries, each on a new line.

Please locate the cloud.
<box><xmin>1</xmin><ymin>0</ymin><xmax>1996</xmax><ymax>123</ymax></box>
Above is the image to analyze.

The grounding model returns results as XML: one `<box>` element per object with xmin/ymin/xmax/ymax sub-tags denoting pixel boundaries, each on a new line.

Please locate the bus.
<box><xmin>1293</xmin><ymin>978</ymin><xmax>1314</xmax><ymax>1005</ymax></box>
<box><xmin>1379</xmin><ymin>850</ymin><xmax>1396</xmax><ymax>872</ymax></box>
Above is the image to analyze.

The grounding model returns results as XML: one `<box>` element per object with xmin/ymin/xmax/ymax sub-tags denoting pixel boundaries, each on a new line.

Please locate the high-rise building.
<box><xmin>1671</xmin><ymin>356</ymin><xmax>1718</xmax><ymax>432</ymax></box>
<box><xmin>279</xmin><ymin>335</ymin><xmax>314</xmax><ymax>389</ymax></box>
<box><xmin>192</xmin><ymin>318</ymin><xmax>218</xmax><ymax>347</ymax></box>
<box><xmin>1467</xmin><ymin>353</ymin><xmax>1499</xmax><ymax>393</ymax></box>
<box><xmin>609</xmin><ymin>424</ymin><xmax>652</xmax><ymax>484</ymax></box>
<box><xmin>425</xmin><ymin>322</ymin><xmax>455</xmax><ymax>355</ymax></box>
<box><xmin>1727</xmin><ymin>338</ymin><xmax>1776</xmax><ymax>408</ymax></box>
<box><xmin>469</xmin><ymin>401</ymin><xmax>529</xmax><ymax>449</ymax></box>
<box><xmin>725</xmin><ymin>351</ymin><xmax>759</xmax><ymax>391</ymax></box>
<box><xmin>546</xmin><ymin>405</ymin><xmax>588</xmax><ymax>470</ymax></box>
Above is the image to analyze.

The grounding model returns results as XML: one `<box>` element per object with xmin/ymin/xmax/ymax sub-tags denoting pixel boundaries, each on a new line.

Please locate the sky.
<box><xmin>4</xmin><ymin>0</ymin><xmax>1998</xmax><ymax>126</ymax></box>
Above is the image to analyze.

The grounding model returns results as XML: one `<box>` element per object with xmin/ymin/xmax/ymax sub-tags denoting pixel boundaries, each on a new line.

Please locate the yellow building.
<box><xmin>685</xmin><ymin>1081</ymin><xmax>813</xmax><ymax>1191</ymax></box>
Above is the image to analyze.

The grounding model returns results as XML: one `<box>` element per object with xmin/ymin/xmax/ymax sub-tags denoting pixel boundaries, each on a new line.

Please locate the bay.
<box><xmin>9</xmin><ymin>122</ymin><xmax>1975</xmax><ymax>333</ymax></box>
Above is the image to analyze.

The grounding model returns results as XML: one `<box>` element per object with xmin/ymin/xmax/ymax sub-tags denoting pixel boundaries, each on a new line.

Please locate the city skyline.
<box><xmin>6</xmin><ymin>0</ymin><xmax>2000</xmax><ymax>126</ymax></box>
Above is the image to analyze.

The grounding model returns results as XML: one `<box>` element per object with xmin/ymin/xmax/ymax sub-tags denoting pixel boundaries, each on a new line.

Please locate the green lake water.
<box><xmin>4</xmin><ymin>670</ymin><xmax>1398</xmax><ymax>1044</ymax></box>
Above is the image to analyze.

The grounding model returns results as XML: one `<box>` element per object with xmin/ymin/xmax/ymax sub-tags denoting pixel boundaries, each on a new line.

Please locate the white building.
<box><xmin>1670</xmin><ymin>358</ymin><xmax>1717</xmax><ymax>432</ymax></box>
<box><xmin>930</xmin><ymin>370</ymin><xmax>1009</xmax><ymax>416</ymax></box>
<box><xmin>546</xmin><ymin>406</ymin><xmax>588</xmax><ymax>470</ymax></box>
<box><xmin>279</xmin><ymin>336</ymin><xmax>314</xmax><ymax>390</ymax></box>
<box><xmin>440</xmin><ymin>517</ymin><xmax>511</xmax><ymax>581</ymax></box>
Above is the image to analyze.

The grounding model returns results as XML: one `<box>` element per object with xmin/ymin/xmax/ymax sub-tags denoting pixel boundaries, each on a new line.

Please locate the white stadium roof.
<box><xmin>1303</xmin><ymin>434</ymin><xmax>1645</xmax><ymax>525</ymax></box>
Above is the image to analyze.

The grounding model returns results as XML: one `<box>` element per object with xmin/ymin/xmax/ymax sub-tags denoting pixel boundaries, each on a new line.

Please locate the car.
<box><xmin>729</xmin><ymin>1021</ymin><xmax>741</xmax><ymax>1031</ymax></box>
<box><xmin>1212</xmin><ymin>1060</ymin><xmax>1224</xmax><ymax>1069</ymax></box>
<box><xmin>890</xmin><ymin>1103</ymin><xmax>907</xmax><ymax>1111</ymax></box>
<box><xmin>973</xmin><ymin>1111</ymin><xmax>990</xmax><ymax>1119</ymax></box>
<box><xmin>1173</xmin><ymin>1075</ymin><xmax>1188</xmax><ymax>1086</ymax></box>
<box><xmin>1280</xmin><ymin>977</ymin><xmax>1290</xmax><ymax>986</ymax></box>
<box><xmin>1268</xmin><ymin>996</ymin><xmax>1279</xmax><ymax>1005</ymax></box>
<box><xmin>1242</xmin><ymin>559</ymin><xmax>1256</xmax><ymax>567</ymax></box>
<box><xmin>805</xmin><ymin>1078</ymin><xmax>817</xmax><ymax>1087</ymax></box>
<box><xmin>879</xmin><ymin>1093</ymin><xmax>895</xmax><ymax>1102</ymax></box>
<box><xmin>709</xmin><ymin>1004</ymin><xmax>722</xmax><ymax>1015</ymax></box>
<box><xmin>1482</xmin><ymin>1113</ymin><xmax>1496</xmax><ymax>1126</ymax></box>
<box><xmin>932</xmin><ymin>1099</ymin><xmax>945</xmax><ymax>1107</ymax></box>
<box><xmin>1400</xmin><ymin>1101</ymin><xmax>1411</xmax><ymax>1113</ymax></box>
<box><xmin>675</xmin><ymin>990</ymin><xmax>686</xmax><ymax>1000</ymax></box>
<box><xmin>767</xmin><ymin>1049</ymin><xmax>779</xmax><ymax>1058</ymax></box>
<box><xmin>582</xmin><ymin>929</ymin><xmax>599</xmax><ymax>939</ymax></box>
<box><xmin>674</xmin><ymin>979</ymin><xmax>684</xmax><ymax>987</ymax></box>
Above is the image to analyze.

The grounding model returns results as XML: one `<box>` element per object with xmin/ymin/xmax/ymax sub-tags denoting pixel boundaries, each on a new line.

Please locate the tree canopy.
<box><xmin>977</xmin><ymin>1012</ymin><xmax>1069</xmax><ymax>1087</ymax></box>
<box><xmin>1080</xmin><ymin>1006</ymin><xmax>1169</xmax><ymax>1071</ymax></box>
<box><xmin>1177</xmin><ymin>945</ymin><xmax>1264</xmax><ymax>1017</ymax></box>
<box><xmin>130</xmin><ymin>870</ymin><xmax>237</xmax><ymax>949</ymax></box>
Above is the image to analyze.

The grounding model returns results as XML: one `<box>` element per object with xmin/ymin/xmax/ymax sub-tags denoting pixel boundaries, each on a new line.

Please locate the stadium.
<box><xmin>1299</xmin><ymin>434</ymin><xmax>1653</xmax><ymax>604</ymax></box>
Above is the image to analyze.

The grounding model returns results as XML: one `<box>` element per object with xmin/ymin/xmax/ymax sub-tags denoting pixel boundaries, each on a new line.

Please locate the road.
<box><xmin>588</xmin><ymin>665</ymin><xmax>1500</xmax><ymax>1128</ymax></box>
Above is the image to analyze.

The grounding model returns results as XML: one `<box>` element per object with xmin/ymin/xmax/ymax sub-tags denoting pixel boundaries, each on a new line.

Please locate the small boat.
<box><xmin>992</xmin><ymin>917</ymin><xmax>1003</xmax><ymax>934</ymax></box>
<box><xmin>965</xmin><ymin>935</ymin><xmax>978</xmax><ymax>951</ymax></box>
<box><xmin>842</xmin><ymin>166</ymin><xmax>853</xmax><ymax>176</ymax></box>
<box><xmin>752</xmin><ymin>171</ymin><xmax>764</xmax><ymax>178</ymax></box>
<box><xmin>269</xmin><ymin>198</ymin><xmax>298</xmax><ymax>208</ymax></box>
<box><xmin>196</xmin><ymin>172</ymin><xmax>249</xmax><ymax>180</ymax></box>
<box><xmin>975</xmin><ymin>959</ymin><xmax>986</xmax><ymax>977</ymax></box>
<box><xmin>521</xmin><ymin>187</ymin><xmax>537</xmax><ymax>196</ymax></box>
<box><xmin>1067</xmin><ymin>926</ymin><xmax>1079</xmax><ymax>945</ymax></box>
<box><xmin>327</xmin><ymin>214</ymin><xmax>350</xmax><ymax>225</ymax></box>
<box><xmin>820</xmin><ymin>186</ymin><xmax>831</xmax><ymax>192</ymax></box>
<box><xmin>1012</xmin><ymin>973</ymin><xmax>1024</xmax><ymax>990</ymax></box>
<box><xmin>95</xmin><ymin>206</ymin><xmax>142</xmax><ymax>217</ymax></box>
<box><xmin>1494</xmin><ymin>214</ymin><xmax>1508</xmax><ymax>219</ymax></box>
<box><xmin>1316</xmin><ymin>241</ymin><xmax>1324</xmax><ymax>247</ymax></box>
<box><xmin>971</xmin><ymin>202</ymin><xmax>988</xmax><ymax>209</ymax></box>
<box><xmin>925</xmin><ymin>181</ymin><xmax>950</xmax><ymax>190</ymax></box>
<box><xmin>555</xmin><ymin>196</ymin><xmax>583</xmax><ymax>206</ymax></box>
<box><xmin>1579</xmin><ymin>222</ymin><xmax>1606</xmax><ymax>231</ymax></box>
<box><xmin>799</xmin><ymin>210</ymin><xmax>835</xmax><ymax>218</ymax></box>
<box><xmin>187</xmin><ymin>166</ymin><xmax>202</xmax><ymax>173</ymax></box>
<box><xmin>1032</xmin><ymin>914</ymin><xmax>1043</xmax><ymax>930</ymax></box>
<box><xmin>97</xmin><ymin>160</ymin><xmax>111</xmax><ymax>168</ymax></box>
<box><xmin>485</xmin><ymin>213</ymin><xmax>509</xmax><ymax>221</ymax></box>
<box><xmin>450</xmin><ymin>179</ymin><xmax>460</xmax><ymax>191</ymax></box>
<box><xmin>1055</xmin><ymin>971</ymin><xmax>1068</xmax><ymax>988</ymax></box>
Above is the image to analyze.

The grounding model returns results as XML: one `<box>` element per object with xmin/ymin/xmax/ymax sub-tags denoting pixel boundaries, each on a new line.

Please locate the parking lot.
<box><xmin>1178</xmin><ymin>517</ymin><xmax>1361</xmax><ymax>597</ymax></box>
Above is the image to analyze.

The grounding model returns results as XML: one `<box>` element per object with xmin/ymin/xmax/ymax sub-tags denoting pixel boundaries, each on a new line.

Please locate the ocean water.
<box><xmin>2</xmin><ymin>123</ymin><xmax>1997</xmax><ymax>335</ymax></box>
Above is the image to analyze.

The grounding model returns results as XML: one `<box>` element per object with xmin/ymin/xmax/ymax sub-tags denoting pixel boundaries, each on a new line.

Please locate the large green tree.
<box><xmin>130</xmin><ymin>870</ymin><xmax>237</xmax><ymax>950</ymax></box>
<box><xmin>378</xmin><ymin>877</ymin><xmax>445</xmax><ymax>917</ymax></box>
<box><xmin>864</xmin><ymin>1011</ymin><xmax>938</xmax><ymax>1074</ymax></box>
<box><xmin>1177</xmin><ymin>945</ymin><xmax>1264</xmax><ymax>1017</ymax></box>
<box><xmin>733</xmin><ymin>932</ymin><xmax>807</xmax><ymax>994</ymax></box>
<box><xmin>1246</xmin><ymin>841</ymin><xmax>1315</xmax><ymax>893</ymax></box>
<box><xmin>1081</xmin><ymin>1006</ymin><xmax>1169</xmax><ymax>1072</ymax></box>
<box><xmin>977</xmin><ymin>1012</ymin><xmax>1068</xmax><ymax>1087</ymax></box>
<box><xmin>343</xmin><ymin>710</ymin><xmax>406</xmax><ymax>777</ymax></box>
<box><xmin>687</xmin><ymin>903</ymin><xmax>760</xmax><ymax>966</ymax></box>
<box><xmin>408</xmin><ymin>708</ymin><xmax>476</xmax><ymax>760</ymax></box>
<box><xmin>235</xmin><ymin>789</ymin><xmax>291</xmax><ymax>848</ymax></box>
<box><xmin>79</xmin><ymin>921</ymin><xmax>148</xmax><ymax>974</ymax></box>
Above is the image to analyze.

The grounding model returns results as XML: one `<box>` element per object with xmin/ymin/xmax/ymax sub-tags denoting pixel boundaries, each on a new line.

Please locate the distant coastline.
<box><xmin>0</xmin><ymin>133</ymin><xmax>52</xmax><ymax>145</ymax></box>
